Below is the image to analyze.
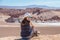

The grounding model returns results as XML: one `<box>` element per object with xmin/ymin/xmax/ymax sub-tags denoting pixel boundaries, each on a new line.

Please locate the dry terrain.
<box><xmin>0</xmin><ymin>26</ymin><xmax>60</xmax><ymax>40</ymax></box>
<box><xmin>0</xmin><ymin>8</ymin><xmax>60</xmax><ymax>23</ymax></box>
<box><xmin>0</xmin><ymin>19</ymin><xmax>60</xmax><ymax>40</ymax></box>
<box><xmin>0</xmin><ymin>8</ymin><xmax>60</xmax><ymax>40</ymax></box>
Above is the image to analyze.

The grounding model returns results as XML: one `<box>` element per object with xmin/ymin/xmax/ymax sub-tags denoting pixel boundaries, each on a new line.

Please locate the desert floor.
<box><xmin>0</xmin><ymin>26</ymin><xmax>60</xmax><ymax>40</ymax></box>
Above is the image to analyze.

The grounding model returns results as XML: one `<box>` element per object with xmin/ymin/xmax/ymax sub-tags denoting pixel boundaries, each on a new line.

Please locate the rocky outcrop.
<box><xmin>0</xmin><ymin>8</ymin><xmax>60</xmax><ymax>23</ymax></box>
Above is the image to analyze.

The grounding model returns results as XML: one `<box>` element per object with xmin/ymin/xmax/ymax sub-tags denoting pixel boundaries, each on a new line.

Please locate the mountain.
<box><xmin>0</xmin><ymin>5</ymin><xmax>50</xmax><ymax>9</ymax></box>
<box><xmin>0</xmin><ymin>5</ymin><xmax>60</xmax><ymax>9</ymax></box>
<box><xmin>23</xmin><ymin>5</ymin><xmax>49</xmax><ymax>8</ymax></box>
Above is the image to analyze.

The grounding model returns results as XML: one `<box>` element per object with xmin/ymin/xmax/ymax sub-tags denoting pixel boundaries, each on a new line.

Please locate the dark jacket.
<box><xmin>21</xmin><ymin>20</ymin><xmax>32</xmax><ymax>37</ymax></box>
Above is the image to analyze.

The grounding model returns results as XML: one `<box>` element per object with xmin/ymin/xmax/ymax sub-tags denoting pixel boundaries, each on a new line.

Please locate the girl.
<box><xmin>21</xmin><ymin>16</ymin><xmax>38</xmax><ymax>40</ymax></box>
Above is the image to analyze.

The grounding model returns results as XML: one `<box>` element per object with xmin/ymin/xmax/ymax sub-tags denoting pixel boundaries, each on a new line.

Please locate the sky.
<box><xmin>0</xmin><ymin>0</ymin><xmax>60</xmax><ymax>7</ymax></box>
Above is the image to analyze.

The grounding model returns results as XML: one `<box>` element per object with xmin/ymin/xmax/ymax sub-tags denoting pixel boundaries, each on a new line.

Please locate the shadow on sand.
<box><xmin>15</xmin><ymin>37</ymin><xmax>30</xmax><ymax>40</ymax></box>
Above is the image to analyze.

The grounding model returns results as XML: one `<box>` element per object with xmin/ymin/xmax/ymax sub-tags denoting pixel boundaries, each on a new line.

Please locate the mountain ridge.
<box><xmin>0</xmin><ymin>5</ymin><xmax>60</xmax><ymax>9</ymax></box>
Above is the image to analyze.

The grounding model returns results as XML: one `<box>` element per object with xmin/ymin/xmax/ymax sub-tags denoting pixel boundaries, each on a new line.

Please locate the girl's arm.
<box><xmin>18</xmin><ymin>18</ymin><xmax>21</xmax><ymax>23</ymax></box>
<box><xmin>30</xmin><ymin>21</ymin><xmax>35</xmax><ymax>29</ymax></box>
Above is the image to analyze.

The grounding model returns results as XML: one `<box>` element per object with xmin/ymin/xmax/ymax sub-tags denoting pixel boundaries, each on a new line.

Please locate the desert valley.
<box><xmin>0</xmin><ymin>6</ymin><xmax>60</xmax><ymax>40</ymax></box>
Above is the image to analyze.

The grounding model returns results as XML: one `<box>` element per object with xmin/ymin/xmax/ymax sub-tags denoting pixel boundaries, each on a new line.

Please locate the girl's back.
<box><xmin>21</xmin><ymin>20</ymin><xmax>32</xmax><ymax>37</ymax></box>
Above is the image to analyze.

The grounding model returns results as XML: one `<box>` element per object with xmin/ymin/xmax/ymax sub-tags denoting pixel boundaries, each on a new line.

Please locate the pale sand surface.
<box><xmin>0</xmin><ymin>27</ymin><xmax>60</xmax><ymax>40</ymax></box>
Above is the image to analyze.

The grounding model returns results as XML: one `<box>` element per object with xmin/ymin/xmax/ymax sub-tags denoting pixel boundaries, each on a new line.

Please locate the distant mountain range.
<box><xmin>0</xmin><ymin>5</ymin><xmax>60</xmax><ymax>9</ymax></box>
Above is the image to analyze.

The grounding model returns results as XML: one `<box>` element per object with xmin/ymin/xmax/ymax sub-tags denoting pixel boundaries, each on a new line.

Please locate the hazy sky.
<box><xmin>0</xmin><ymin>0</ymin><xmax>60</xmax><ymax>7</ymax></box>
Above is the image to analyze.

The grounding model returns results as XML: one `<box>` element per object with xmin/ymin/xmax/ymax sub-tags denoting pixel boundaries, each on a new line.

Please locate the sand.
<box><xmin>0</xmin><ymin>20</ymin><xmax>60</xmax><ymax>40</ymax></box>
<box><xmin>0</xmin><ymin>27</ymin><xmax>60</xmax><ymax>40</ymax></box>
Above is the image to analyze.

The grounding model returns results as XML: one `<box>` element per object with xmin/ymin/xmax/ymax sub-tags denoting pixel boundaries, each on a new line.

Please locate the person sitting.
<box><xmin>20</xmin><ymin>13</ymin><xmax>38</xmax><ymax>40</ymax></box>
